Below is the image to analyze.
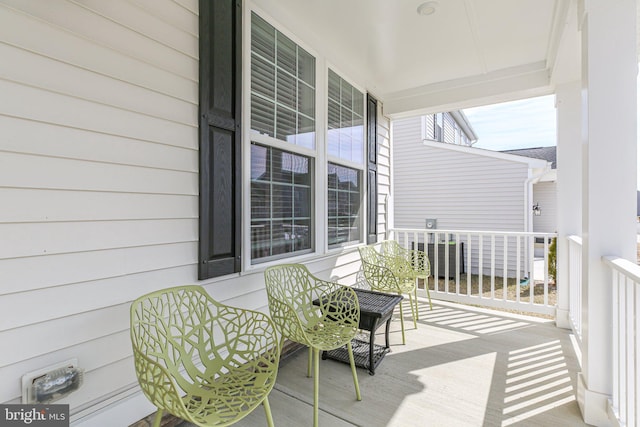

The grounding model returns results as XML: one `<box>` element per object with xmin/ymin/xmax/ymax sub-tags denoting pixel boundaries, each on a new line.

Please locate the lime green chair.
<box><xmin>130</xmin><ymin>285</ymin><xmax>279</xmax><ymax>427</ymax></box>
<box><xmin>380</xmin><ymin>239</ymin><xmax>433</xmax><ymax>315</ymax></box>
<box><xmin>358</xmin><ymin>244</ymin><xmax>421</xmax><ymax>345</ymax></box>
<box><xmin>264</xmin><ymin>264</ymin><xmax>361</xmax><ymax>427</ymax></box>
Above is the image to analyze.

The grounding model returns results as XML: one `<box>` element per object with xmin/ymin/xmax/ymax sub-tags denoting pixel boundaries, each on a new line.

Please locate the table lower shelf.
<box><xmin>322</xmin><ymin>339</ymin><xmax>390</xmax><ymax>375</ymax></box>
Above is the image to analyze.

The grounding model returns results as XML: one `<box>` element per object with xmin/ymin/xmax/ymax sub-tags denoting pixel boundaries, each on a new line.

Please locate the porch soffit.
<box><xmin>251</xmin><ymin>0</ymin><xmax>574</xmax><ymax>116</ymax></box>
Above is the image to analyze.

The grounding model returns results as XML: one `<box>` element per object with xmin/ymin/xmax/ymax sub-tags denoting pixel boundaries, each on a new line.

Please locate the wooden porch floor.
<box><xmin>180</xmin><ymin>300</ymin><xmax>586</xmax><ymax>427</ymax></box>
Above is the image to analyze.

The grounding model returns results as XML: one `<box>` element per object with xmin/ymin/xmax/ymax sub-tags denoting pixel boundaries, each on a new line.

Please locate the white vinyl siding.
<box><xmin>392</xmin><ymin>117</ymin><xmax>529</xmax><ymax>275</ymax></box>
<box><xmin>0</xmin><ymin>2</ymin><xmax>371</xmax><ymax>424</ymax></box>
<box><xmin>533</xmin><ymin>181</ymin><xmax>557</xmax><ymax>233</ymax></box>
<box><xmin>0</xmin><ymin>1</ymin><xmax>200</xmax><ymax>420</ymax></box>
<box><xmin>377</xmin><ymin>107</ymin><xmax>392</xmax><ymax>241</ymax></box>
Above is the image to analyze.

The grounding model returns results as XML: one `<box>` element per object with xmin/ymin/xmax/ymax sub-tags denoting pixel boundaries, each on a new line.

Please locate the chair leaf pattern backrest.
<box><xmin>358</xmin><ymin>245</ymin><xmax>402</xmax><ymax>293</ymax></box>
<box><xmin>130</xmin><ymin>286</ymin><xmax>279</xmax><ymax>426</ymax></box>
<box><xmin>264</xmin><ymin>264</ymin><xmax>359</xmax><ymax>349</ymax></box>
<box><xmin>380</xmin><ymin>240</ymin><xmax>431</xmax><ymax>278</ymax></box>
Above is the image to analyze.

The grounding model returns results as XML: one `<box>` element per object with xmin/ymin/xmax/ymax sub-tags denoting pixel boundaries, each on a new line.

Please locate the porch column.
<box><xmin>578</xmin><ymin>0</ymin><xmax>638</xmax><ymax>425</ymax></box>
<box><xmin>555</xmin><ymin>81</ymin><xmax>582</xmax><ymax>330</ymax></box>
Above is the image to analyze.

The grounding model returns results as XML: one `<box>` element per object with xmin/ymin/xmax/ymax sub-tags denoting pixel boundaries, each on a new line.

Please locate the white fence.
<box><xmin>389</xmin><ymin>228</ymin><xmax>557</xmax><ymax>316</ymax></box>
<box><xmin>604</xmin><ymin>256</ymin><xmax>640</xmax><ymax>427</ymax></box>
<box><xmin>567</xmin><ymin>235</ymin><xmax>583</xmax><ymax>342</ymax></box>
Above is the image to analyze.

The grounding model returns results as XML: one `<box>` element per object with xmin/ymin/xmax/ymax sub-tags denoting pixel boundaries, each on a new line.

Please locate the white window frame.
<box><xmin>325</xmin><ymin>65</ymin><xmax>367</xmax><ymax>250</ymax></box>
<box><xmin>242</xmin><ymin>6</ymin><xmax>369</xmax><ymax>271</ymax></box>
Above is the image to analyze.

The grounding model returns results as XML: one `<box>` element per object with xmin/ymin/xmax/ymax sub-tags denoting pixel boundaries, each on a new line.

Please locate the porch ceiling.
<box><xmin>252</xmin><ymin>0</ymin><xmax>578</xmax><ymax>117</ymax></box>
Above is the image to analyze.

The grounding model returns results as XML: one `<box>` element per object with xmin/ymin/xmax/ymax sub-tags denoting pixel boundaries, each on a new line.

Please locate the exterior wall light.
<box><xmin>533</xmin><ymin>202</ymin><xmax>541</xmax><ymax>216</ymax></box>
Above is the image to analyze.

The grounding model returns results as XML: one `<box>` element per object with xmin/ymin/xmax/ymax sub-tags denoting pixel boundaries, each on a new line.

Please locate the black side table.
<box><xmin>322</xmin><ymin>288</ymin><xmax>403</xmax><ymax>375</ymax></box>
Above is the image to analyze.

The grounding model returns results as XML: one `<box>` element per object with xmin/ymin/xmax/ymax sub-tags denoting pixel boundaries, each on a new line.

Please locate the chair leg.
<box><xmin>414</xmin><ymin>284</ymin><xmax>419</xmax><ymax>321</ymax></box>
<box><xmin>307</xmin><ymin>346</ymin><xmax>313</xmax><ymax>378</ymax></box>
<box><xmin>398</xmin><ymin>301</ymin><xmax>406</xmax><ymax>345</ymax></box>
<box><xmin>313</xmin><ymin>347</ymin><xmax>320</xmax><ymax>427</ymax></box>
<box><xmin>346</xmin><ymin>341</ymin><xmax>362</xmax><ymax>401</ymax></box>
<box><xmin>426</xmin><ymin>278</ymin><xmax>433</xmax><ymax>310</ymax></box>
<box><xmin>263</xmin><ymin>396</ymin><xmax>275</xmax><ymax>427</ymax></box>
<box><xmin>152</xmin><ymin>410</ymin><xmax>163</xmax><ymax>427</ymax></box>
<box><xmin>408</xmin><ymin>293</ymin><xmax>418</xmax><ymax>329</ymax></box>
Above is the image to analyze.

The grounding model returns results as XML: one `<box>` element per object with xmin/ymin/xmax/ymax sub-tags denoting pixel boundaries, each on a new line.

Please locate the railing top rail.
<box><xmin>389</xmin><ymin>228</ymin><xmax>557</xmax><ymax>238</ymax></box>
<box><xmin>603</xmin><ymin>256</ymin><xmax>640</xmax><ymax>283</ymax></box>
<box><xmin>567</xmin><ymin>235</ymin><xmax>583</xmax><ymax>245</ymax></box>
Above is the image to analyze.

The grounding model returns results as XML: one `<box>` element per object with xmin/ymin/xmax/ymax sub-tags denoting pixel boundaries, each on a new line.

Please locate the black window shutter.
<box><xmin>367</xmin><ymin>94</ymin><xmax>378</xmax><ymax>244</ymax></box>
<box><xmin>198</xmin><ymin>0</ymin><xmax>242</xmax><ymax>279</ymax></box>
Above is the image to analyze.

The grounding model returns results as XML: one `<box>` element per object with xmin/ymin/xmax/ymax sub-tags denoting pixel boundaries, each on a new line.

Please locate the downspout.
<box><xmin>523</xmin><ymin>164</ymin><xmax>554</xmax><ymax>277</ymax></box>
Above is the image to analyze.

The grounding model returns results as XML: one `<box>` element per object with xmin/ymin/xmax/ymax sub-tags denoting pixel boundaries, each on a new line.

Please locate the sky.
<box><xmin>463</xmin><ymin>93</ymin><xmax>640</xmax><ymax>190</ymax></box>
<box><xmin>463</xmin><ymin>95</ymin><xmax>556</xmax><ymax>151</ymax></box>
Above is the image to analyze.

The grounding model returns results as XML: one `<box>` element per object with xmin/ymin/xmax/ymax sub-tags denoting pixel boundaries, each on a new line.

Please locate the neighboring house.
<box><xmin>393</xmin><ymin>115</ymin><xmax>554</xmax><ymax>275</ymax></box>
<box><xmin>393</xmin><ymin>115</ymin><xmax>554</xmax><ymax>234</ymax></box>
<box><xmin>422</xmin><ymin>111</ymin><xmax>478</xmax><ymax>146</ymax></box>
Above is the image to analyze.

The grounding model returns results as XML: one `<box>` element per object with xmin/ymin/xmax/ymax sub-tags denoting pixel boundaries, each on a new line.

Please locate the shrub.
<box><xmin>548</xmin><ymin>237</ymin><xmax>557</xmax><ymax>283</ymax></box>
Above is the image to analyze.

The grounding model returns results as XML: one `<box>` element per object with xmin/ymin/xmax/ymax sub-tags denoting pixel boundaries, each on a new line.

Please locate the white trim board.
<box><xmin>422</xmin><ymin>139</ymin><xmax>550</xmax><ymax>169</ymax></box>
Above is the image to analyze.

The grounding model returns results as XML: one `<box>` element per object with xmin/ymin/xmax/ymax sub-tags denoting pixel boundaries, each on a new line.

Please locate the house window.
<box><xmin>250</xmin><ymin>13</ymin><xmax>316</xmax><ymax>262</ymax></box>
<box><xmin>434</xmin><ymin>113</ymin><xmax>443</xmax><ymax>142</ymax></box>
<box><xmin>251</xmin><ymin>143</ymin><xmax>312</xmax><ymax>261</ymax></box>
<box><xmin>327</xmin><ymin>69</ymin><xmax>365</xmax><ymax>247</ymax></box>
<box><xmin>328</xmin><ymin>69</ymin><xmax>364</xmax><ymax>163</ymax></box>
<box><xmin>250</xmin><ymin>13</ymin><xmax>315</xmax><ymax>149</ymax></box>
<box><xmin>328</xmin><ymin>163</ymin><xmax>361</xmax><ymax>246</ymax></box>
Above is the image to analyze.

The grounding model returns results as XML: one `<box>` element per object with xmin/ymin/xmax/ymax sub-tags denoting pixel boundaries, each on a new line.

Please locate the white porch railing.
<box><xmin>389</xmin><ymin>228</ymin><xmax>557</xmax><ymax>316</ymax></box>
<box><xmin>603</xmin><ymin>256</ymin><xmax>640</xmax><ymax>427</ymax></box>
<box><xmin>567</xmin><ymin>235</ymin><xmax>583</xmax><ymax>343</ymax></box>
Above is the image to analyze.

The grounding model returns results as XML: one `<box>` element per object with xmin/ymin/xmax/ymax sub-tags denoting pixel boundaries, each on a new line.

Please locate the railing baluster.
<box><xmin>516</xmin><ymin>235</ymin><xmax>521</xmax><ymax>303</ymax></box>
<box><xmin>625</xmin><ymin>275</ymin><xmax>635</xmax><ymax>426</ymax></box>
<box><xmin>467</xmin><ymin>233</ymin><xmax>471</xmax><ymax>297</ymax></box>
<box><xmin>529</xmin><ymin>235</ymin><xmax>534</xmax><ymax>304</ymax></box>
<box><xmin>455</xmin><ymin>233</ymin><xmax>460</xmax><ymax>295</ymax></box>
<box><xmin>490</xmin><ymin>234</ymin><xmax>495</xmax><ymax>299</ymax></box>
<box><xmin>478</xmin><ymin>235</ymin><xmax>483</xmax><ymax>298</ymax></box>
<box><xmin>612</xmin><ymin>269</ymin><xmax>620</xmax><ymax>422</ymax></box>
<box><xmin>444</xmin><ymin>232</ymin><xmax>450</xmax><ymax>294</ymax></box>
<box><xmin>503</xmin><ymin>235</ymin><xmax>508</xmax><ymax>301</ymax></box>
<box><xmin>544</xmin><ymin>237</ymin><xmax>549</xmax><ymax>306</ymax></box>
<box><xmin>433</xmin><ymin>231</ymin><xmax>439</xmax><ymax>291</ymax></box>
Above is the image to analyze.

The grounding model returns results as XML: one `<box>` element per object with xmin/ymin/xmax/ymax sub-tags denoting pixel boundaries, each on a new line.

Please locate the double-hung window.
<box><xmin>327</xmin><ymin>69</ymin><xmax>365</xmax><ymax>247</ymax></box>
<box><xmin>249</xmin><ymin>12</ymin><xmax>367</xmax><ymax>263</ymax></box>
<box><xmin>250</xmin><ymin>13</ymin><xmax>315</xmax><ymax>262</ymax></box>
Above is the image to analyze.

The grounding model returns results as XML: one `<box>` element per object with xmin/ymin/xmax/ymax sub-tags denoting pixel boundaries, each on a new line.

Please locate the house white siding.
<box><xmin>533</xmin><ymin>181</ymin><xmax>557</xmax><ymax>233</ymax></box>
<box><xmin>377</xmin><ymin>106</ymin><xmax>391</xmax><ymax>240</ymax></box>
<box><xmin>0</xmin><ymin>2</ymin><xmax>385</xmax><ymax>424</ymax></box>
<box><xmin>0</xmin><ymin>0</ymin><xmax>201</xmax><ymax>420</ymax></box>
<box><xmin>393</xmin><ymin>120</ymin><xmax>527</xmax><ymax>231</ymax></box>
<box><xmin>392</xmin><ymin>117</ymin><xmax>530</xmax><ymax>276</ymax></box>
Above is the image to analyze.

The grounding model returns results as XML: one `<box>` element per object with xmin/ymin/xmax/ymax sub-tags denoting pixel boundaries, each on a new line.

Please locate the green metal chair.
<box><xmin>380</xmin><ymin>239</ymin><xmax>433</xmax><ymax>315</ymax></box>
<box><xmin>264</xmin><ymin>264</ymin><xmax>361</xmax><ymax>427</ymax></box>
<box><xmin>130</xmin><ymin>285</ymin><xmax>279</xmax><ymax>427</ymax></box>
<box><xmin>358</xmin><ymin>244</ymin><xmax>423</xmax><ymax>345</ymax></box>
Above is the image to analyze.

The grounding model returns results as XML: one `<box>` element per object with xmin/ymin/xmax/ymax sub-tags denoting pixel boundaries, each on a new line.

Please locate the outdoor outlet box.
<box><xmin>425</xmin><ymin>218</ymin><xmax>437</xmax><ymax>229</ymax></box>
<box><xmin>22</xmin><ymin>359</ymin><xmax>83</xmax><ymax>404</ymax></box>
